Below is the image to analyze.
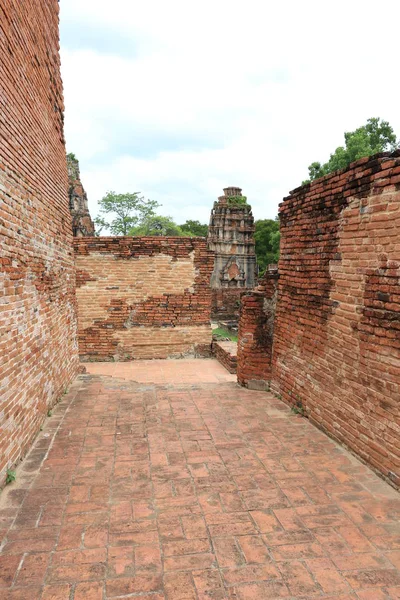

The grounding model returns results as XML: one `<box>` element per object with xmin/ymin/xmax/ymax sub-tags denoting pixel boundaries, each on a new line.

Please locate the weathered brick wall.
<box><xmin>211</xmin><ymin>288</ymin><xmax>245</xmax><ymax>320</ymax></box>
<box><xmin>0</xmin><ymin>1</ymin><xmax>78</xmax><ymax>482</ymax></box>
<box><xmin>237</xmin><ymin>270</ymin><xmax>279</xmax><ymax>389</ymax></box>
<box><xmin>74</xmin><ymin>237</ymin><xmax>214</xmax><ymax>360</ymax></box>
<box><xmin>271</xmin><ymin>152</ymin><xmax>400</xmax><ymax>484</ymax></box>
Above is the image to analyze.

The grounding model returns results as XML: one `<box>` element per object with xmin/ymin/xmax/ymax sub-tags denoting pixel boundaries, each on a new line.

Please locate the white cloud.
<box><xmin>60</xmin><ymin>0</ymin><xmax>400</xmax><ymax>224</ymax></box>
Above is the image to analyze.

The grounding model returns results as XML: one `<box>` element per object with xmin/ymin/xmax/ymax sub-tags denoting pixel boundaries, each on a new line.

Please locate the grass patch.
<box><xmin>212</xmin><ymin>327</ymin><xmax>238</xmax><ymax>342</ymax></box>
<box><xmin>6</xmin><ymin>469</ymin><xmax>16</xmax><ymax>485</ymax></box>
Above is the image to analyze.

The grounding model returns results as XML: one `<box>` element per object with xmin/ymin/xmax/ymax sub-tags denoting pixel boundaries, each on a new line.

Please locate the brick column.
<box><xmin>237</xmin><ymin>271</ymin><xmax>279</xmax><ymax>389</ymax></box>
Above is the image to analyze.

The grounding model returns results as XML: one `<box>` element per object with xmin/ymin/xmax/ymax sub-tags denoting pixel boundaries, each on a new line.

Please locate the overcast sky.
<box><xmin>59</xmin><ymin>0</ymin><xmax>400</xmax><ymax>225</ymax></box>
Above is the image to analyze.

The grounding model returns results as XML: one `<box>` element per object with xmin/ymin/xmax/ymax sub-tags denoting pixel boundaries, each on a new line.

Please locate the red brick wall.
<box><xmin>237</xmin><ymin>271</ymin><xmax>279</xmax><ymax>389</ymax></box>
<box><xmin>271</xmin><ymin>152</ymin><xmax>400</xmax><ymax>484</ymax></box>
<box><xmin>211</xmin><ymin>288</ymin><xmax>246</xmax><ymax>320</ymax></box>
<box><xmin>74</xmin><ymin>237</ymin><xmax>214</xmax><ymax>360</ymax></box>
<box><xmin>0</xmin><ymin>1</ymin><xmax>79</xmax><ymax>482</ymax></box>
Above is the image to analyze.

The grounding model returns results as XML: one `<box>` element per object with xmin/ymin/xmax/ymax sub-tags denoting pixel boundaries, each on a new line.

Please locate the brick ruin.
<box><xmin>1</xmin><ymin>0</ymin><xmax>399</xmax><ymax>492</ymax></box>
<box><xmin>207</xmin><ymin>187</ymin><xmax>258</xmax><ymax>319</ymax></box>
<box><xmin>67</xmin><ymin>154</ymin><xmax>95</xmax><ymax>237</ymax></box>
<box><xmin>74</xmin><ymin>237</ymin><xmax>214</xmax><ymax>360</ymax></box>
<box><xmin>237</xmin><ymin>266</ymin><xmax>279</xmax><ymax>389</ymax></box>
<box><xmin>237</xmin><ymin>152</ymin><xmax>400</xmax><ymax>485</ymax></box>
<box><xmin>0</xmin><ymin>0</ymin><xmax>79</xmax><ymax>482</ymax></box>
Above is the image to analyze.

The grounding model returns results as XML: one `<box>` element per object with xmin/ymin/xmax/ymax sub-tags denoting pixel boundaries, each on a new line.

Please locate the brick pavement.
<box><xmin>1</xmin><ymin>359</ymin><xmax>400</xmax><ymax>599</ymax></box>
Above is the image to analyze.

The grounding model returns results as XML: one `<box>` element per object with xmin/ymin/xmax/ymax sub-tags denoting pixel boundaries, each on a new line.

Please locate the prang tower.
<box><xmin>207</xmin><ymin>187</ymin><xmax>257</xmax><ymax>290</ymax></box>
<box><xmin>67</xmin><ymin>154</ymin><xmax>95</xmax><ymax>237</ymax></box>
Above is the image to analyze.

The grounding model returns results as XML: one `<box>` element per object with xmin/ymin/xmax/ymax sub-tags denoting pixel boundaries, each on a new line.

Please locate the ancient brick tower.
<box><xmin>67</xmin><ymin>154</ymin><xmax>95</xmax><ymax>237</ymax></box>
<box><xmin>207</xmin><ymin>187</ymin><xmax>257</xmax><ymax>318</ymax></box>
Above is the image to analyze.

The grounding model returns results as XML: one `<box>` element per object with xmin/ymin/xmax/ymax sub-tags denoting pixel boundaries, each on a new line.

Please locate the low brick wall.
<box><xmin>212</xmin><ymin>341</ymin><xmax>238</xmax><ymax>373</ymax></box>
<box><xmin>74</xmin><ymin>237</ymin><xmax>214</xmax><ymax>360</ymax></box>
<box><xmin>237</xmin><ymin>271</ymin><xmax>279</xmax><ymax>389</ymax></box>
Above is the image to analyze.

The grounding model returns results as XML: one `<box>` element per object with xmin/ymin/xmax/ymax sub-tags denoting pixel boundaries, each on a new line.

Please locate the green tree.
<box><xmin>303</xmin><ymin>117</ymin><xmax>398</xmax><ymax>184</ymax></box>
<box><xmin>254</xmin><ymin>218</ymin><xmax>280</xmax><ymax>274</ymax></box>
<box><xmin>269</xmin><ymin>229</ymin><xmax>281</xmax><ymax>258</ymax></box>
<box><xmin>94</xmin><ymin>191</ymin><xmax>160</xmax><ymax>235</ymax></box>
<box><xmin>180</xmin><ymin>220</ymin><xmax>209</xmax><ymax>237</ymax></box>
<box><xmin>130</xmin><ymin>215</ymin><xmax>185</xmax><ymax>236</ymax></box>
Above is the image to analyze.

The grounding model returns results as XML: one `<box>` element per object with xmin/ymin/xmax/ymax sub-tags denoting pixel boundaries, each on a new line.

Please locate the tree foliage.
<box><xmin>303</xmin><ymin>118</ymin><xmax>398</xmax><ymax>184</ymax></box>
<box><xmin>254</xmin><ymin>218</ymin><xmax>280</xmax><ymax>274</ymax></box>
<box><xmin>130</xmin><ymin>215</ymin><xmax>185</xmax><ymax>237</ymax></box>
<box><xmin>94</xmin><ymin>191</ymin><xmax>160</xmax><ymax>236</ymax></box>
<box><xmin>180</xmin><ymin>220</ymin><xmax>209</xmax><ymax>237</ymax></box>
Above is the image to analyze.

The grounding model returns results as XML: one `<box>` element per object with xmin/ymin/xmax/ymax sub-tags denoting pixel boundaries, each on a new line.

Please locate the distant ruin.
<box><xmin>207</xmin><ymin>187</ymin><xmax>258</xmax><ymax>319</ymax></box>
<box><xmin>67</xmin><ymin>154</ymin><xmax>95</xmax><ymax>237</ymax></box>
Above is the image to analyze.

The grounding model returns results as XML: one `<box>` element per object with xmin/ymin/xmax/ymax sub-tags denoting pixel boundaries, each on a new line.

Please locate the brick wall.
<box><xmin>237</xmin><ymin>270</ymin><xmax>279</xmax><ymax>389</ymax></box>
<box><xmin>0</xmin><ymin>1</ymin><xmax>78</xmax><ymax>482</ymax></box>
<box><xmin>211</xmin><ymin>288</ymin><xmax>245</xmax><ymax>320</ymax></box>
<box><xmin>271</xmin><ymin>152</ymin><xmax>400</xmax><ymax>484</ymax></box>
<box><xmin>74</xmin><ymin>237</ymin><xmax>214</xmax><ymax>360</ymax></box>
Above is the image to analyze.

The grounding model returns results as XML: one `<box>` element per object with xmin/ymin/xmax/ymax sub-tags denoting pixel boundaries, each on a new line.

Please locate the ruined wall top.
<box><xmin>222</xmin><ymin>186</ymin><xmax>242</xmax><ymax>198</ymax></box>
<box><xmin>67</xmin><ymin>154</ymin><xmax>80</xmax><ymax>181</ymax></box>
<box><xmin>67</xmin><ymin>154</ymin><xmax>95</xmax><ymax>237</ymax></box>
<box><xmin>214</xmin><ymin>186</ymin><xmax>251</xmax><ymax>210</ymax></box>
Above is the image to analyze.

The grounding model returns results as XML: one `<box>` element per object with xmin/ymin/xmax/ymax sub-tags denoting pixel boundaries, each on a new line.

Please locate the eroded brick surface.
<box><xmin>237</xmin><ymin>153</ymin><xmax>400</xmax><ymax>483</ymax></box>
<box><xmin>73</xmin><ymin>237</ymin><xmax>214</xmax><ymax>360</ymax></box>
<box><xmin>237</xmin><ymin>269</ymin><xmax>279</xmax><ymax>387</ymax></box>
<box><xmin>0</xmin><ymin>0</ymin><xmax>79</xmax><ymax>483</ymax></box>
<box><xmin>1</xmin><ymin>362</ymin><xmax>399</xmax><ymax>599</ymax></box>
<box><xmin>272</xmin><ymin>152</ymin><xmax>400</xmax><ymax>483</ymax></box>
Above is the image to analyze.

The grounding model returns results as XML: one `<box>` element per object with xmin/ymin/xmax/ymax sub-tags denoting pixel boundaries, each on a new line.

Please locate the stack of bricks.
<box><xmin>74</xmin><ymin>237</ymin><xmax>215</xmax><ymax>360</ymax></box>
<box><xmin>271</xmin><ymin>151</ymin><xmax>400</xmax><ymax>485</ymax></box>
<box><xmin>0</xmin><ymin>1</ymin><xmax>78</xmax><ymax>483</ymax></box>
<box><xmin>237</xmin><ymin>269</ymin><xmax>279</xmax><ymax>389</ymax></box>
<box><xmin>212</xmin><ymin>340</ymin><xmax>238</xmax><ymax>373</ymax></box>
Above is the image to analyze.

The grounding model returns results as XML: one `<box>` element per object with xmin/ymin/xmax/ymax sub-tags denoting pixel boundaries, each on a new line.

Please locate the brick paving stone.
<box><xmin>0</xmin><ymin>554</ymin><xmax>23</xmax><ymax>587</ymax></box>
<box><xmin>74</xmin><ymin>582</ymin><xmax>104</xmax><ymax>600</ymax></box>
<box><xmin>0</xmin><ymin>360</ymin><xmax>399</xmax><ymax>599</ymax></box>
<box><xmin>41</xmin><ymin>584</ymin><xmax>72</xmax><ymax>600</ymax></box>
<box><xmin>192</xmin><ymin>568</ymin><xmax>226</xmax><ymax>599</ymax></box>
<box><xmin>306</xmin><ymin>557</ymin><xmax>350</xmax><ymax>594</ymax></box>
<box><xmin>278</xmin><ymin>559</ymin><xmax>320</xmax><ymax>596</ymax></box>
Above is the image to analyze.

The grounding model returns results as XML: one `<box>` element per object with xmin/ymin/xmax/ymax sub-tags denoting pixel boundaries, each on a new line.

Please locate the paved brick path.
<box><xmin>1</xmin><ymin>360</ymin><xmax>400</xmax><ymax>599</ymax></box>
